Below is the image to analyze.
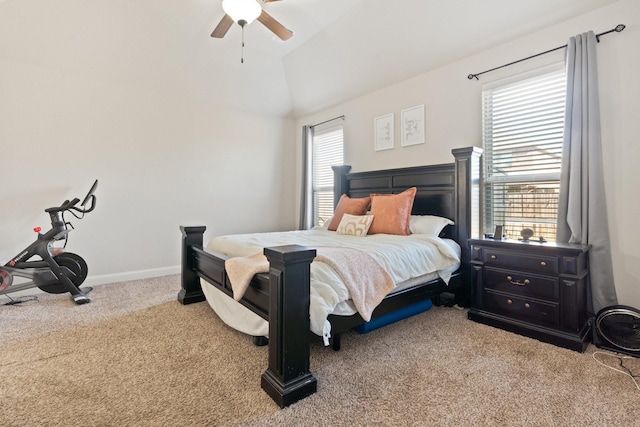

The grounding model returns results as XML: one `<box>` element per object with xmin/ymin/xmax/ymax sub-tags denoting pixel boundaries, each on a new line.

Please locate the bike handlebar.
<box><xmin>45</xmin><ymin>198</ymin><xmax>79</xmax><ymax>213</ymax></box>
<box><xmin>44</xmin><ymin>180</ymin><xmax>98</xmax><ymax>215</ymax></box>
<box><xmin>79</xmin><ymin>195</ymin><xmax>97</xmax><ymax>213</ymax></box>
<box><xmin>67</xmin><ymin>198</ymin><xmax>81</xmax><ymax>208</ymax></box>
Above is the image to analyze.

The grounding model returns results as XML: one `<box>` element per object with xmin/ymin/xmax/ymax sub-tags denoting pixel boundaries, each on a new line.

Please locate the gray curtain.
<box><xmin>299</xmin><ymin>125</ymin><xmax>314</xmax><ymax>230</ymax></box>
<box><xmin>556</xmin><ymin>31</ymin><xmax>617</xmax><ymax>315</ymax></box>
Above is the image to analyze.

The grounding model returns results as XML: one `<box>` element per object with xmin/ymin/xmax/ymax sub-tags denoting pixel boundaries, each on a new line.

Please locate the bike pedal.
<box><xmin>72</xmin><ymin>295</ymin><xmax>91</xmax><ymax>305</ymax></box>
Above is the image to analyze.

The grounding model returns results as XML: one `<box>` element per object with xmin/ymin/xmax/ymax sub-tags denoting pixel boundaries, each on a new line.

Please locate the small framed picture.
<box><xmin>374</xmin><ymin>113</ymin><xmax>394</xmax><ymax>151</ymax></box>
<box><xmin>401</xmin><ymin>104</ymin><xmax>425</xmax><ymax>147</ymax></box>
<box><xmin>493</xmin><ymin>225</ymin><xmax>504</xmax><ymax>240</ymax></box>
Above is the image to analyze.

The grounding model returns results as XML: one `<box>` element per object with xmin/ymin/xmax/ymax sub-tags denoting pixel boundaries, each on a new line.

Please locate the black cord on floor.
<box><xmin>593</xmin><ymin>351</ymin><xmax>640</xmax><ymax>390</ymax></box>
<box><xmin>2</xmin><ymin>294</ymin><xmax>39</xmax><ymax>305</ymax></box>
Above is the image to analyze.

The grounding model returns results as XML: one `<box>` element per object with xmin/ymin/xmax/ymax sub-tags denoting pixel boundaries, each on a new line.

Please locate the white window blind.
<box><xmin>312</xmin><ymin>125</ymin><xmax>344</xmax><ymax>226</ymax></box>
<box><xmin>482</xmin><ymin>65</ymin><xmax>566</xmax><ymax>241</ymax></box>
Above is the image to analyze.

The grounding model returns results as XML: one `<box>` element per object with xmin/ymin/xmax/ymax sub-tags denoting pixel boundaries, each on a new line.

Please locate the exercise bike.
<box><xmin>0</xmin><ymin>180</ymin><xmax>98</xmax><ymax>305</ymax></box>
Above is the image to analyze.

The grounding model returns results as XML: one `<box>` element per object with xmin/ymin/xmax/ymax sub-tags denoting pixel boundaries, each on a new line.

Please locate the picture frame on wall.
<box><xmin>374</xmin><ymin>113</ymin><xmax>394</xmax><ymax>151</ymax></box>
<box><xmin>401</xmin><ymin>104</ymin><xmax>425</xmax><ymax>147</ymax></box>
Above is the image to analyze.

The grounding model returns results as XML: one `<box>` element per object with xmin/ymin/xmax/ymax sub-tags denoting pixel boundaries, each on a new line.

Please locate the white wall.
<box><xmin>1</xmin><ymin>26</ymin><xmax>297</xmax><ymax>286</ymax></box>
<box><xmin>296</xmin><ymin>0</ymin><xmax>640</xmax><ymax>308</ymax></box>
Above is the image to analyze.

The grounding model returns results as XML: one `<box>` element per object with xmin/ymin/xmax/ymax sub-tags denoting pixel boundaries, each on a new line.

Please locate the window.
<box><xmin>312</xmin><ymin>125</ymin><xmax>344</xmax><ymax>226</ymax></box>
<box><xmin>482</xmin><ymin>65</ymin><xmax>566</xmax><ymax>241</ymax></box>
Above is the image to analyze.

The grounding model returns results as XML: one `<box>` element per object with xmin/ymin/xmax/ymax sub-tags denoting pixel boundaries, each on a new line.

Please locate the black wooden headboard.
<box><xmin>332</xmin><ymin>147</ymin><xmax>482</xmax><ymax>251</ymax></box>
<box><xmin>333</xmin><ymin>163</ymin><xmax>456</xmax><ymax>238</ymax></box>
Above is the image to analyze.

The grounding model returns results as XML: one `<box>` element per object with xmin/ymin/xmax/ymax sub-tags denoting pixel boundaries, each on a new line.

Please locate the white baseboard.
<box><xmin>83</xmin><ymin>265</ymin><xmax>181</xmax><ymax>287</ymax></box>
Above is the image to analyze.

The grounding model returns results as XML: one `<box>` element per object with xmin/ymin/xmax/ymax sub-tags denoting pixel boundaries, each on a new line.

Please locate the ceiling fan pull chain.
<box><xmin>241</xmin><ymin>22</ymin><xmax>246</xmax><ymax>64</ymax></box>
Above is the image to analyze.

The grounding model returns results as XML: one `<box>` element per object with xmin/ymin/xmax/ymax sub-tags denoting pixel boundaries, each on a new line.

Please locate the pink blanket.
<box><xmin>224</xmin><ymin>247</ymin><xmax>394</xmax><ymax>321</ymax></box>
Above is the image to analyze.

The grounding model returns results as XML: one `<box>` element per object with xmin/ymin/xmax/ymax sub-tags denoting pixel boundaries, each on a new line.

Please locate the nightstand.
<box><xmin>467</xmin><ymin>238</ymin><xmax>591</xmax><ymax>352</ymax></box>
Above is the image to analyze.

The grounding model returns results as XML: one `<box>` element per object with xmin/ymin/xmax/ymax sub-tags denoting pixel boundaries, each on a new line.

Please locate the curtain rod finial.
<box><xmin>468</xmin><ymin>74</ymin><xmax>479</xmax><ymax>80</ymax></box>
<box><xmin>615</xmin><ymin>24</ymin><xmax>625</xmax><ymax>32</ymax></box>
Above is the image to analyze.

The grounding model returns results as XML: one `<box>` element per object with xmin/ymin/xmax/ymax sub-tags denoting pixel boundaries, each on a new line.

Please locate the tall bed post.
<box><xmin>452</xmin><ymin>147</ymin><xmax>482</xmax><ymax>304</ymax></box>
<box><xmin>332</xmin><ymin>165</ymin><xmax>352</xmax><ymax>206</ymax></box>
<box><xmin>178</xmin><ymin>225</ymin><xmax>207</xmax><ymax>305</ymax></box>
<box><xmin>261</xmin><ymin>245</ymin><xmax>318</xmax><ymax>408</ymax></box>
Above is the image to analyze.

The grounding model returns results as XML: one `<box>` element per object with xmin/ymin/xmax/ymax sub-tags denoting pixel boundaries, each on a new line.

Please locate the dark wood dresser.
<box><xmin>467</xmin><ymin>237</ymin><xmax>591</xmax><ymax>352</ymax></box>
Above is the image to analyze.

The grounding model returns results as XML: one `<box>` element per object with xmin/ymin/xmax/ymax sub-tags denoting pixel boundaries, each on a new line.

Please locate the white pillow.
<box><xmin>313</xmin><ymin>217</ymin><xmax>332</xmax><ymax>230</ymax></box>
<box><xmin>409</xmin><ymin>215</ymin><xmax>454</xmax><ymax>236</ymax></box>
<box><xmin>336</xmin><ymin>214</ymin><xmax>375</xmax><ymax>237</ymax></box>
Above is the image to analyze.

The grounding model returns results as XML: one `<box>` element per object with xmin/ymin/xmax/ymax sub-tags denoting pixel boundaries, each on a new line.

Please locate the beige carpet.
<box><xmin>1</xmin><ymin>275</ymin><xmax>638</xmax><ymax>426</ymax></box>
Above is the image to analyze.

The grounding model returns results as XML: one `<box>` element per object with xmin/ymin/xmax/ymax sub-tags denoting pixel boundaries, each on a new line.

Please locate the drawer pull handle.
<box><xmin>490</xmin><ymin>255</ymin><xmax>497</xmax><ymax>260</ymax></box>
<box><xmin>506</xmin><ymin>275</ymin><xmax>530</xmax><ymax>286</ymax></box>
<box><xmin>540</xmin><ymin>261</ymin><xmax>547</xmax><ymax>267</ymax></box>
<box><xmin>507</xmin><ymin>299</ymin><xmax>513</xmax><ymax>304</ymax></box>
<box><xmin>525</xmin><ymin>303</ymin><xmax>531</xmax><ymax>309</ymax></box>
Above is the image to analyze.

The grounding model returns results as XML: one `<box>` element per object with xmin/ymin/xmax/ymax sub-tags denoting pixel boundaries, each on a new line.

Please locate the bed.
<box><xmin>178</xmin><ymin>146</ymin><xmax>481</xmax><ymax>407</ymax></box>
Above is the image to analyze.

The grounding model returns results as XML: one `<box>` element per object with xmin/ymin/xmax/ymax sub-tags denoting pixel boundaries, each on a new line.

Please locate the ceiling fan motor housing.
<box><xmin>593</xmin><ymin>304</ymin><xmax>640</xmax><ymax>358</ymax></box>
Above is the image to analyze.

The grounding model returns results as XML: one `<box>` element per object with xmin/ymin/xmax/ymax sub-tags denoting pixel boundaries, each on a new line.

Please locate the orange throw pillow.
<box><xmin>368</xmin><ymin>187</ymin><xmax>417</xmax><ymax>235</ymax></box>
<box><xmin>327</xmin><ymin>194</ymin><xmax>371</xmax><ymax>231</ymax></box>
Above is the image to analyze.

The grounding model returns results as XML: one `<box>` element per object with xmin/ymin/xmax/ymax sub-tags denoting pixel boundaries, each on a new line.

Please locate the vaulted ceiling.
<box><xmin>0</xmin><ymin>0</ymin><xmax>620</xmax><ymax>117</ymax></box>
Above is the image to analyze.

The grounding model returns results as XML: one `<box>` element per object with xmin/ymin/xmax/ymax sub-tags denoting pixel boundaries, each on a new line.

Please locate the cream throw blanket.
<box><xmin>225</xmin><ymin>247</ymin><xmax>395</xmax><ymax>322</ymax></box>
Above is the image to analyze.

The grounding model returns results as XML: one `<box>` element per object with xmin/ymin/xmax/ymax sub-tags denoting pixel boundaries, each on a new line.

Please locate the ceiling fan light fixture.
<box><xmin>222</xmin><ymin>0</ymin><xmax>262</xmax><ymax>25</ymax></box>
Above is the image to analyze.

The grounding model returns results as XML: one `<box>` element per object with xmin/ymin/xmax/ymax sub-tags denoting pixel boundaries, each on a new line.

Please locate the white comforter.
<box><xmin>207</xmin><ymin>229</ymin><xmax>460</xmax><ymax>344</ymax></box>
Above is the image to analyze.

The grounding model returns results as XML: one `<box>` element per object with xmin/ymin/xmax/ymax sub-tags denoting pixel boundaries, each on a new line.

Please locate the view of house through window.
<box><xmin>482</xmin><ymin>64</ymin><xmax>566</xmax><ymax>241</ymax></box>
<box><xmin>312</xmin><ymin>125</ymin><xmax>344</xmax><ymax>226</ymax></box>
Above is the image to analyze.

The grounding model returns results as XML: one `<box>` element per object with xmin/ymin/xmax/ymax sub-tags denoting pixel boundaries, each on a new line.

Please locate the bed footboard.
<box><xmin>179</xmin><ymin>226</ymin><xmax>317</xmax><ymax>407</ymax></box>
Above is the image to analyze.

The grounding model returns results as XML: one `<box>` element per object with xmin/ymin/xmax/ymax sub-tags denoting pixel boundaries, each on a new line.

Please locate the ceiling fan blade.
<box><xmin>257</xmin><ymin>10</ymin><xmax>293</xmax><ymax>41</ymax></box>
<box><xmin>211</xmin><ymin>14</ymin><xmax>234</xmax><ymax>38</ymax></box>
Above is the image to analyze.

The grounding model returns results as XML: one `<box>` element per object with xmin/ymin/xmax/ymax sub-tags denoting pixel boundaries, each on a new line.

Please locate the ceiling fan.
<box><xmin>211</xmin><ymin>0</ymin><xmax>293</xmax><ymax>41</ymax></box>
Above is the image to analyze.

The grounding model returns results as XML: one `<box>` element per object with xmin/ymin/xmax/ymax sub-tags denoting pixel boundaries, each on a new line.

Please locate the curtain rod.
<box><xmin>467</xmin><ymin>24</ymin><xmax>625</xmax><ymax>81</ymax></box>
<box><xmin>310</xmin><ymin>115</ymin><xmax>345</xmax><ymax>128</ymax></box>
